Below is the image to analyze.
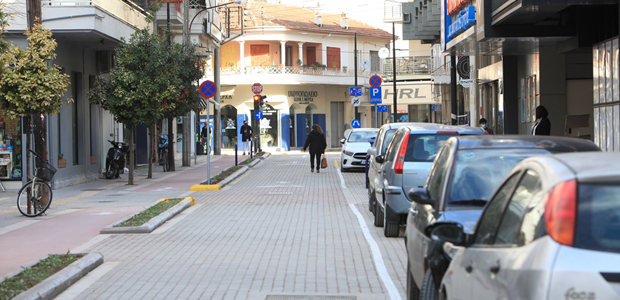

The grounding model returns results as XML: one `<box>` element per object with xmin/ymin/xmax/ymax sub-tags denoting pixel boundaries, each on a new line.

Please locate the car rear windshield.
<box><xmin>575</xmin><ymin>184</ymin><xmax>620</xmax><ymax>254</ymax></box>
<box><xmin>348</xmin><ymin>131</ymin><xmax>378</xmax><ymax>143</ymax></box>
<box><xmin>404</xmin><ymin>134</ymin><xmax>457</xmax><ymax>162</ymax></box>
<box><xmin>447</xmin><ymin>149</ymin><xmax>551</xmax><ymax>205</ymax></box>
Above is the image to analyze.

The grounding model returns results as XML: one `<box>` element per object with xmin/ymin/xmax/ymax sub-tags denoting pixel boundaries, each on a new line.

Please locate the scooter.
<box><xmin>104</xmin><ymin>140</ymin><xmax>129</xmax><ymax>179</ymax></box>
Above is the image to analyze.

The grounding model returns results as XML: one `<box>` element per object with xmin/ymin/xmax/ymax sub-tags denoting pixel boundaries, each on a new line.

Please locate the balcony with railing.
<box><xmin>40</xmin><ymin>0</ymin><xmax>151</xmax><ymax>40</ymax></box>
<box><xmin>211</xmin><ymin>65</ymin><xmax>376</xmax><ymax>85</ymax></box>
<box><xmin>383</xmin><ymin>56</ymin><xmax>432</xmax><ymax>76</ymax></box>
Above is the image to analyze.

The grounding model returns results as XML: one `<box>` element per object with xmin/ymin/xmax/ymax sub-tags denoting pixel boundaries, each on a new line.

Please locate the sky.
<box><xmin>273</xmin><ymin>0</ymin><xmax>410</xmax><ymax>56</ymax></box>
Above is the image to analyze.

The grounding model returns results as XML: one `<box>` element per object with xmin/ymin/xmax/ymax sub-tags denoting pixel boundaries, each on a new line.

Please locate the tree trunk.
<box><xmin>168</xmin><ymin>116</ymin><xmax>174</xmax><ymax>171</ymax></box>
<box><xmin>24</xmin><ymin>116</ymin><xmax>31</xmax><ymax>181</ymax></box>
<box><xmin>147</xmin><ymin>125</ymin><xmax>154</xmax><ymax>179</ymax></box>
<box><xmin>128</xmin><ymin>124</ymin><xmax>134</xmax><ymax>185</ymax></box>
<box><xmin>32</xmin><ymin>113</ymin><xmax>48</xmax><ymax>162</ymax></box>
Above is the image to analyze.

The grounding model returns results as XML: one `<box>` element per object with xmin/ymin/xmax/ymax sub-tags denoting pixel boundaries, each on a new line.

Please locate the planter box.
<box><xmin>100</xmin><ymin>197</ymin><xmax>195</xmax><ymax>234</ymax></box>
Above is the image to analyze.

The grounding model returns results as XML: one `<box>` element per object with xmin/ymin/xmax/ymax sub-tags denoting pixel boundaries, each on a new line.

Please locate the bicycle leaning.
<box><xmin>17</xmin><ymin>150</ymin><xmax>57</xmax><ymax>217</ymax></box>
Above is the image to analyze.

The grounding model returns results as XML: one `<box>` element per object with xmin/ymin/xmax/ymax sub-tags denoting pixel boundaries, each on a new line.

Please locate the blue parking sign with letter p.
<box><xmin>370</xmin><ymin>87</ymin><xmax>382</xmax><ymax>104</ymax></box>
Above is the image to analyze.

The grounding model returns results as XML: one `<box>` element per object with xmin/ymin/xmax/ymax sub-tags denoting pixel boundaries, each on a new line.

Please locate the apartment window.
<box><xmin>327</xmin><ymin>47</ymin><xmax>341</xmax><ymax>69</ymax></box>
<box><xmin>250</xmin><ymin>44</ymin><xmax>269</xmax><ymax>66</ymax></box>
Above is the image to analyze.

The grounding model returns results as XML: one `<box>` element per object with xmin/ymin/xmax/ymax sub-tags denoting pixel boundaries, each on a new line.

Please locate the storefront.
<box><xmin>0</xmin><ymin>115</ymin><xmax>22</xmax><ymax>182</ymax></box>
<box><xmin>376</xmin><ymin>82</ymin><xmax>437</xmax><ymax>124</ymax></box>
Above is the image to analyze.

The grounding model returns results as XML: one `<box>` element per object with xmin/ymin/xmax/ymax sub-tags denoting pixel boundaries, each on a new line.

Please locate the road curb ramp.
<box><xmin>7</xmin><ymin>252</ymin><xmax>103</xmax><ymax>300</ymax></box>
<box><xmin>99</xmin><ymin>197</ymin><xmax>194</xmax><ymax>234</ymax></box>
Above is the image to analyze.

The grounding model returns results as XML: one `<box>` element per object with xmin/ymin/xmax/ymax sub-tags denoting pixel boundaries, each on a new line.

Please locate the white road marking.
<box><xmin>0</xmin><ymin>220</ymin><xmax>41</xmax><ymax>236</ymax></box>
<box><xmin>53</xmin><ymin>261</ymin><xmax>121</xmax><ymax>300</ymax></box>
<box><xmin>337</xmin><ymin>167</ymin><xmax>402</xmax><ymax>300</ymax></box>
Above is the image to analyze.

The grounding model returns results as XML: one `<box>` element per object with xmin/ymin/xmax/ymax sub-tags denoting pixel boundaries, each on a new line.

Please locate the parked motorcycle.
<box><xmin>105</xmin><ymin>140</ymin><xmax>129</xmax><ymax>179</ymax></box>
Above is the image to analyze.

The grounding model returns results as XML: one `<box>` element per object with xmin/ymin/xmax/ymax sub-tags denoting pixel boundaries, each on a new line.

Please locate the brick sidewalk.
<box><xmin>56</xmin><ymin>153</ymin><xmax>407</xmax><ymax>300</ymax></box>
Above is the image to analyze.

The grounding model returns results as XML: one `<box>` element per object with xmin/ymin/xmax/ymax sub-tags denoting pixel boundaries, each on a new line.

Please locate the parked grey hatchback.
<box><xmin>429</xmin><ymin>151</ymin><xmax>620</xmax><ymax>300</ymax></box>
<box><xmin>370</xmin><ymin>124</ymin><xmax>485</xmax><ymax>237</ymax></box>
<box><xmin>406</xmin><ymin>136</ymin><xmax>601</xmax><ymax>300</ymax></box>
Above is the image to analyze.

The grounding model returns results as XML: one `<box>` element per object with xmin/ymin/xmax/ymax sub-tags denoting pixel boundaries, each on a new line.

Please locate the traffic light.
<box><xmin>253</xmin><ymin>94</ymin><xmax>261</xmax><ymax>110</ymax></box>
<box><xmin>253</xmin><ymin>95</ymin><xmax>267</xmax><ymax>110</ymax></box>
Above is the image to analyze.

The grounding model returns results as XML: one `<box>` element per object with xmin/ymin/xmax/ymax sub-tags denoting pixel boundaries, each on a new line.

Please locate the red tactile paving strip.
<box><xmin>0</xmin><ymin>207</ymin><xmax>143</xmax><ymax>278</ymax></box>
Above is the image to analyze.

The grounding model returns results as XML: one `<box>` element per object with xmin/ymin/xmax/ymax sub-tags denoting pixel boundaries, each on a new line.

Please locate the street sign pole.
<box><xmin>375</xmin><ymin>104</ymin><xmax>378</xmax><ymax>128</ymax></box>
<box><xmin>206</xmin><ymin>96</ymin><xmax>210</xmax><ymax>184</ymax></box>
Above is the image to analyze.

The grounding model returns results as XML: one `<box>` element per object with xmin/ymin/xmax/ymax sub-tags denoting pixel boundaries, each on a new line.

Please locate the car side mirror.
<box><xmin>408</xmin><ymin>188</ymin><xmax>435</xmax><ymax>206</ymax></box>
<box><xmin>425</xmin><ymin>222</ymin><xmax>466</xmax><ymax>245</ymax></box>
<box><xmin>340</xmin><ymin>138</ymin><xmax>346</xmax><ymax>144</ymax></box>
<box><xmin>367</xmin><ymin>148</ymin><xmax>377</xmax><ymax>156</ymax></box>
<box><xmin>375</xmin><ymin>155</ymin><xmax>384</xmax><ymax>164</ymax></box>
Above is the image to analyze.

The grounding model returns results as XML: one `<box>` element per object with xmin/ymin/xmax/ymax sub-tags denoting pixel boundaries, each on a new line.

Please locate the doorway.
<box><xmin>330</xmin><ymin>102</ymin><xmax>345</xmax><ymax>147</ymax></box>
<box><xmin>306</xmin><ymin>47</ymin><xmax>316</xmax><ymax>66</ymax></box>
<box><xmin>480</xmin><ymin>81</ymin><xmax>504</xmax><ymax>134</ymax></box>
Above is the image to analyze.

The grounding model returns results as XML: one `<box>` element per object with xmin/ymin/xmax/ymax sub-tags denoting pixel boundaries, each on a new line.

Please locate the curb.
<box><xmin>248</xmin><ymin>158</ymin><xmax>261</xmax><ymax>167</ymax></box>
<box><xmin>10</xmin><ymin>252</ymin><xmax>104</xmax><ymax>300</ymax></box>
<box><xmin>100</xmin><ymin>197</ymin><xmax>194</xmax><ymax>234</ymax></box>
<box><xmin>258</xmin><ymin>152</ymin><xmax>270</xmax><ymax>159</ymax></box>
<box><xmin>190</xmin><ymin>184</ymin><xmax>221</xmax><ymax>191</ymax></box>
<box><xmin>217</xmin><ymin>165</ymin><xmax>249</xmax><ymax>188</ymax></box>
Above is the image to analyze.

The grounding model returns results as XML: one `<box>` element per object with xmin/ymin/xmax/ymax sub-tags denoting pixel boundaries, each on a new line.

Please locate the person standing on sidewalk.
<box><xmin>240</xmin><ymin>121</ymin><xmax>253</xmax><ymax>155</ymax></box>
<box><xmin>303</xmin><ymin>124</ymin><xmax>327</xmax><ymax>173</ymax></box>
<box><xmin>201</xmin><ymin>124</ymin><xmax>210</xmax><ymax>155</ymax></box>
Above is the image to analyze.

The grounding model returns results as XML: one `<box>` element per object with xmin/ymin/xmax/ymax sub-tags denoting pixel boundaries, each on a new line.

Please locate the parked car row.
<box><xmin>354</xmin><ymin>122</ymin><xmax>615</xmax><ymax>300</ymax></box>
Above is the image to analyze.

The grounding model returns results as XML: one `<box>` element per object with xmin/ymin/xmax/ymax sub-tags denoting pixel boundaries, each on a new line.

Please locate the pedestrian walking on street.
<box><xmin>303</xmin><ymin>124</ymin><xmax>327</xmax><ymax>173</ymax></box>
<box><xmin>240</xmin><ymin>121</ymin><xmax>253</xmax><ymax>155</ymax></box>
<box><xmin>201</xmin><ymin>124</ymin><xmax>210</xmax><ymax>155</ymax></box>
<box><xmin>532</xmin><ymin>105</ymin><xmax>551</xmax><ymax>135</ymax></box>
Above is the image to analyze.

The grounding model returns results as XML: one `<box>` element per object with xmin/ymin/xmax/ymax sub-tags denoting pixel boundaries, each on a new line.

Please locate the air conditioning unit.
<box><xmin>96</xmin><ymin>51</ymin><xmax>115</xmax><ymax>74</ymax></box>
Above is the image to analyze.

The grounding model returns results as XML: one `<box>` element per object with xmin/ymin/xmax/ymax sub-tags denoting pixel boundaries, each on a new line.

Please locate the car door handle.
<box><xmin>490</xmin><ymin>264</ymin><xmax>500</xmax><ymax>274</ymax></box>
<box><xmin>465</xmin><ymin>265</ymin><xmax>473</xmax><ymax>273</ymax></box>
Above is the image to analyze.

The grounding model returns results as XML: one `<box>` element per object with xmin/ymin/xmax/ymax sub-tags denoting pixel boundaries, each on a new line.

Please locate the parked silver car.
<box><xmin>367</xmin><ymin>123</ymin><xmax>420</xmax><ymax>213</ymax></box>
<box><xmin>372</xmin><ymin>124</ymin><xmax>485</xmax><ymax>237</ymax></box>
<box><xmin>426</xmin><ymin>151</ymin><xmax>619</xmax><ymax>300</ymax></box>
<box><xmin>406</xmin><ymin>136</ymin><xmax>601</xmax><ymax>300</ymax></box>
<box><xmin>340</xmin><ymin>128</ymin><xmax>378</xmax><ymax>172</ymax></box>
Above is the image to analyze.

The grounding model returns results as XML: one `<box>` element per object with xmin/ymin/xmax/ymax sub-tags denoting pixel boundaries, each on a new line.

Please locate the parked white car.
<box><xmin>340</xmin><ymin>128</ymin><xmax>378</xmax><ymax>172</ymax></box>
<box><xmin>427</xmin><ymin>151</ymin><xmax>619</xmax><ymax>300</ymax></box>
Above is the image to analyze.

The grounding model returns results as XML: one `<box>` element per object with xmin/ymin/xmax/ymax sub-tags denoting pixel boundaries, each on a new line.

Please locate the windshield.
<box><xmin>575</xmin><ymin>184</ymin><xmax>620</xmax><ymax>254</ymax></box>
<box><xmin>347</xmin><ymin>130</ymin><xmax>378</xmax><ymax>143</ymax></box>
<box><xmin>405</xmin><ymin>134</ymin><xmax>456</xmax><ymax>162</ymax></box>
<box><xmin>381</xmin><ymin>129</ymin><xmax>397</xmax><ymax>154</ymax></box>
<box><xmin>448</xmin><ymin>149</ymin><xmax>551</xmax><ymax>205</ymax></box>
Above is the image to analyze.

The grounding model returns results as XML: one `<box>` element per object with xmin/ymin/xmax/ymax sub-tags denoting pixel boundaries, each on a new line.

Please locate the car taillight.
<box><xmin>394</xmin><ymin>134</ymin><xmax>410</xmax><ymax>174</ymax></box>
<box><xmin>484</xmin><ymin>131</ymin><xmax>488</xmax><ymax>135</ymax></box>
<box><xmin>545</xmin><ymin>179</ymin><xmax>577</xmax><ymax>246</ymax></box>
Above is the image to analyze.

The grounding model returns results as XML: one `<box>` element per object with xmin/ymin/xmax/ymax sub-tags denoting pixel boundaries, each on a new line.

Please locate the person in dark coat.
<box><xmin>532</xmin><ymin>106</ymin><xmax>551</xmax><ymax>135</ymax></box>
<box><xmin>303</xmin><ymin>124</ymin><xmax>327</xmax><ymax>173</ymax></box>
<box><xmin>240</xmin><ymin>121</ymin><xmax>253</xmax><ymax>155</ymax></box>
<box><xmin>201</xmin><ymin>125</ymin><xmax>210</xmax><ymax>155</ymax></box>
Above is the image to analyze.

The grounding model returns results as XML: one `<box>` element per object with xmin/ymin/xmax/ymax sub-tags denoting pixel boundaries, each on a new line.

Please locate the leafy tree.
<box><xmin>0</xmin><ymin>18</ymin><xmax>70</xmax><ymax>175</ymax></box>
<box><xmin>88</xmin><ymin>28</ymin><xmax>204</xmax><ymax>184</ymax></box>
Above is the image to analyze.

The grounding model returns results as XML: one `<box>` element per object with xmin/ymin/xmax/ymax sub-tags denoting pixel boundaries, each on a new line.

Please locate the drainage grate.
<box><xmin>82</xmin><ymin>189</ymin><xmax>105</xmax><ymax>191</ymax></box>
<box><xmin>265</xmin><ymin>296</ymin><xmax>356</xmax><ymax>300</ymax></box>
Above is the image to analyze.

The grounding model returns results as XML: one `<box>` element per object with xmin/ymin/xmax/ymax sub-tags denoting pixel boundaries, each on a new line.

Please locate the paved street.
<box><xmin>0</xmin><ymin>153</ymin><xmax>407</xmax><ymax>300</ymax></box>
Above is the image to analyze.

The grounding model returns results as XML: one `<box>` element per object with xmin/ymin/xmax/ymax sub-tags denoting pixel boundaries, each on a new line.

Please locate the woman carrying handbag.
<box><xmin>303</xmin><ymin>124</ymin><xmax>327</xmax><ymax>173</ymax></box>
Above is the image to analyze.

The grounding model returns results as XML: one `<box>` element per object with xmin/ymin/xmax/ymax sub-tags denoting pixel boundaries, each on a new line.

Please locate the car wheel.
<box><xmin>407</xmin><ymin>261</ymin><xmax>421</xmax><ymax>300</ymax></box>
<box><xmin>383</xmin><ymin>202</ymin><xmax>400</xmax><ymax>237</ymax></box>
<box><xmin>368</xmin><ymin>190</ymin><xmax>375</xmax><ymax>213</ymax></box>
<box><xmin>421</xmin><ymin>269</ymin><xmax>439</xmax><ymax>300</ymax></box>
<box><xmin>374</xmin><ymin>199</ymin><xmax>384</xmax><ymax>227</ymax></box>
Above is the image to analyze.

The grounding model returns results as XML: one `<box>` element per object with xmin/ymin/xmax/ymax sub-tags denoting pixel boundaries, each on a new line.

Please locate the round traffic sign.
<box><xmin>200</xmin><ymin>80</ymin><xmax>217</xmax><ymax>98</ymax></box>
<box><xmin>351</xmin><ymin>119</ymin><xmax>361</xmax><ymax>128</ymax></box>
<box><xmin>351</xmin><ymin>97</ymin><xmax>360</xmax><ymax>107</ymax></box>
<box><xmin>254</xmin><ymin>111</ymin><xmax>264</xmax><ymax>120</ymax></box>
<box><xmin>251</xmin><ymin>83</ymin><xmax>263</xmax><ymax>95</ymax></box>
<box><xmin>369</xmin><ymin>75</ymin><xmax>382</xmax><ymax>87</ymax></box>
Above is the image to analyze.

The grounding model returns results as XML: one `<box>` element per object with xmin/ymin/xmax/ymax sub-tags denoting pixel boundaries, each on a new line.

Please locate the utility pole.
<box><xmin>354</xmin><ymin>33</ymin><xmax>358</xmax><ymax>119</ymax></box>
<box><xmin>182</xmin><ymin>0</ymin><xmax>191</xmax><ymax>166</ymax></box>
<box><xmin>450</xmin><ymin>54</ymin><xmax>457</xmax><ymax>125</ymax></box>
<box><xmin>392</xmin><ymin>22</ymin><xmax>397</xmax><ymax>122</ymax></box>
<box><xmin>214</xmin><ymin>45</ymin><xmax>222</xmax><ymax>155</ymax></box>
<box><xmin>167</xmin><ymin>3</ymin><xmax>175</xmax><ymax>171</ymax></box>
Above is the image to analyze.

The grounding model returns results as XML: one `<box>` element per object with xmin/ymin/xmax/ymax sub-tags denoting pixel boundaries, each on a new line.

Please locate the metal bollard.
<box><xmin>235</xmin><ymin>141</ymin><xmax>238</xmax><ymax>166</ymax></box>
<box><xmin>365</xmin><ymin>155</ymin><xmax>369</xmax><ymax>188</ymax></box>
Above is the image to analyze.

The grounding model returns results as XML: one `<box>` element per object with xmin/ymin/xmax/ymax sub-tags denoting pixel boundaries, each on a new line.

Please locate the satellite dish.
<box><xmin>378</xmin><ymin>48</ymin><xmax>389</xmax><ymax>59</ymax></box>
<box><xmin>361</xmin><ymin>60</ymin><xmax>370</xmax><ymax>70</ymax></box>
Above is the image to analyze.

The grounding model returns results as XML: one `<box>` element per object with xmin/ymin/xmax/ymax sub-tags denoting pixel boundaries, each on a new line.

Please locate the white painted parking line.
<box><xmin>53</xmin><ymin>261</ymin><xmax>121</xmax><ymax>300</ymax></box>
<box><xmin>338</xmin><ymin>167</ymin><xmax>402</xmax><ymax>300</ymax></box>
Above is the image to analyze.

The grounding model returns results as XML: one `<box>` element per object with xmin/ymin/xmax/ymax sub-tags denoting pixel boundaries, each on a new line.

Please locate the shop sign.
<box><xmin>448</xmin><ymin>0</ymin><xmax>472</xmax><ymax>16</ymax></box>
<box><xmin>288</xmin><ymin>91</ymin><xmax>318</xmax><ymax>105</ymax></box>
<box><xmin>382</xmin><ymin>84</ymin><xmax>434</xmax><ymax>104</ymax></box>
<box><xmin>448</xmin><ymin>6</ymin><xmax>476</xmax><ymax>40</ymax></box>
<box><xmin>459</xmin><ymin>79</ymin><xmax>475</xmax><ymax>88</ymax></box>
